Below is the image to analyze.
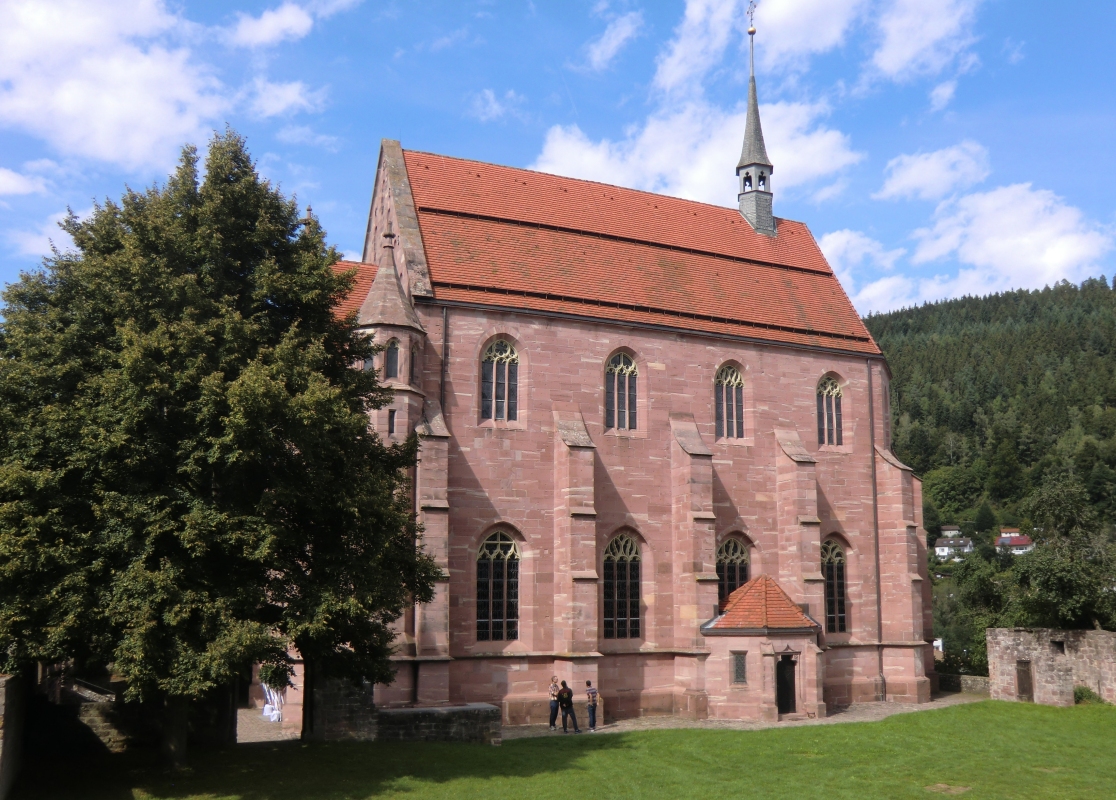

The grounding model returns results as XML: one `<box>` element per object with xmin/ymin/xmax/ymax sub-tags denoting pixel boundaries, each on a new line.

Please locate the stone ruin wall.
<box><xmin>987</xmin><ymin>628</ymin><xmax>1116</xmax><ymax>706</ymax></box>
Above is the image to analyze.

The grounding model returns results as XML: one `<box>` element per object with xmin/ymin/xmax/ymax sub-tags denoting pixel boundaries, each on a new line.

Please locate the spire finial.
<box><xmin>747</xmin><ymin>1</ymin><xmax>758</xmax><ymax>77</ymax></box>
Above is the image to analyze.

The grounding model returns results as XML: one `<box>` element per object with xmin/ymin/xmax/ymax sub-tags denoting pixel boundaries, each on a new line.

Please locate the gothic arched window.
<box><xmin>716</xmin><ymin>366</ymin><xmax>745</xmax><ymax>439</ymax></box>
<box><xmin>603</xmin><ymin>534</ymin><xmax>641</xmax><ymax>639</ymax></box>
<box><xmin>758</xmin><ymin>172</ymin><xmax>767</xmax><ymax>190</ymax></box>
<box><xmin>477</xmin><ymin>531</ymin><xmax>519</xmax><ymax>641</ymax></box>
<box><xmin>716</xmin><ymin>538</ymin><xmax>750</xmax><ymax>606</ymax></box>
<box><xmin>385</xmin><ymin>340</ymin><xmax>400</xmax><ymax>379</ymax></box>
<box><xmin>743</xmin><ymin>173</ymin><xmax>753</xmax><ymax>192</ymax></box>
<box><xmin>481</xmin><ymin>339</ymin><xmax>519</xmax><ymax>421</ymax></box>
<box><xmin>816</xmin><ymin>375</ymin><xmax>843</xmax><ymax>446</ymax></box>
<box><xmin>605</xmin><ymin>353</ymin><xmax>638</xmax><ymax>431</ymax></box>
<box><xmin>821</xmin><ymin>540</ymin><xmax>847</xmax><ymax>634</ymax></box>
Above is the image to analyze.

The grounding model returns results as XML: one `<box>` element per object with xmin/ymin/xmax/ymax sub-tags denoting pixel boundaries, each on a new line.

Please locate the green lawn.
<box><xmin>14</xmin><ymin>701</ymin><xmax>1116</xmax><ymax>799</ymax></box>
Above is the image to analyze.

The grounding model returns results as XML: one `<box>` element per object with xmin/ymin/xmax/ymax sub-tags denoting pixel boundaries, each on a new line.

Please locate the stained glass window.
<box><xmin>481</xmin><ymin>340</ymin><xmax>519</xmax><ymax>421</ymax></box>
<box><xmin>603</xmin><ymin>534</ymin><xmax>640</xmax><ymax>639</ymax></box>
<box><xmin>477</xmin><ymin>531</ymin><xmax>519</xmax><ymax>641</ymax></box>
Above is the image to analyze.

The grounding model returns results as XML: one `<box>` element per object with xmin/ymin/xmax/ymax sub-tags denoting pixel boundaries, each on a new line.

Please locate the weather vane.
<box><xmin>747</xmin><ymin>1</ymin><xmax>757</xmax><ymax>35</ymax></box>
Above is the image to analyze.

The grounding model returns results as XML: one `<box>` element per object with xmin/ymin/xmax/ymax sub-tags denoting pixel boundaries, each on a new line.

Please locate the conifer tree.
<box><xmin>0</xmin><ymin>130</ymin><xmax>437</xmax><ymax>764</ymax></box>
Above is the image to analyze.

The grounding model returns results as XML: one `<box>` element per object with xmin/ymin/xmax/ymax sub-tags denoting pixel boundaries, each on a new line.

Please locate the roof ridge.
<box><xmin>402</xmin><ymin>148</ymin><xmax>810</xmax><ymax>225</ymax></box>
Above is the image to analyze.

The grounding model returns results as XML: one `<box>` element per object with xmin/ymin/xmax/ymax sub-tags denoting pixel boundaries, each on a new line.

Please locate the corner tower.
<box><xmin>737</xmin><ymin>18</ymin><xmax>775</xmax><ymax>236</ymax></box>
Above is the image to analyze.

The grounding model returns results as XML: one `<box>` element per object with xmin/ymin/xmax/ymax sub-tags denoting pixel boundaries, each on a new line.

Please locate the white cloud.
<box><xmin>276</xmin><ymin>125</ymin><xmax>340</xmax><ymax>151</ymax></box>
<box><xmin>533</xmin><ymin>99</ymin><xmax>861</xmax><ymax>206</ymax></box>
<box><xmin>912</xmin><ymin>184</ymin><xmax>1112</xmax><ymax>295</ymax></box>
<box><xmin>0</xmin><ymin>167</ymin><xmax>46</xmax><ymax>195</ymax></box>
<box><xmin>0</xmin><ymin>0</ymin><xmax>226</xmax><ymax>171</ymax></box>
<box><xmin>8</xmin><ymin>208</ymin><xmax>88</xmax><ymax>258</ymax></box>
<box><xmin>430</xmin><ymin>28</ymin><xmax>469</xmax><ymax>52</ymax></box>
<box><xmin>821</xmin><ymin>229</ymin><xmax>906</xmax><ymax>310</ymax></box>
<box><xmin>584</xmin><ymin>11</ymin><xmax>644</xmax><ymax>71</ymax></box>
<box><xmin>874</xmin><ymin>141</ymin><xmax>989</xmax><ymax>201</ymax></box>
<box><xmin>249</xmin><ymin>78</ymin><xmax>325</xmax><ymax>118</ymax></box>
<box><xmin>469</xmin><ymin>89</ymin><xmax>526</xmax><ymax>123</ymax></box>
<box><xmin>929</xmin><ymin>79</ymin><xmax>956</xmax><ymax>111</ymax></box>
<box><xmin>653</xmin><ymin>0</ymin><xmax>746</xmax><ymax>93</ymax></box>
<box><xmin>229</xmin><ymin>3</ymin><xmax>313</xmax><ymax>48</ymax></box>
<box><xmin>226</xmin><ymin>0</ymin><xmax>360</xmax><ymax>48</ymax></box>
<box><xmin>754</xmin><ymin>0</ymin><xmax>868</xmax><ymax>72</ymax></box>
<box><xmin>871</xmin><ymin>0</ymin><xmax>982</xmax><ymax>80</ymax></box>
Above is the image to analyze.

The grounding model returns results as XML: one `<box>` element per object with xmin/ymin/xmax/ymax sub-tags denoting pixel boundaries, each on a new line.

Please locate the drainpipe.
<box><xmin>867</xmin><ymin>359</ymin><xmax>887</xmax><ymax>701</ymax></box>
<box><xmin>440</xmin><ymin>306</ymin><xmax>448</xmax><ymax>416</ymax></box>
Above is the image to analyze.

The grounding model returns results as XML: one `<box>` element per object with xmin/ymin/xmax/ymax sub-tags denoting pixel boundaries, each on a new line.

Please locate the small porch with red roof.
<box><xmin>701</xmin><ymin>575</ymin><xmax>826</xmax><ymax>721</ymax></box>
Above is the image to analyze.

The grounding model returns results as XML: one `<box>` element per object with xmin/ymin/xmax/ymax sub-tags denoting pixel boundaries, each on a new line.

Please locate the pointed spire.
<box><xmin>356</xmin><ymin>222</ymin><xmax>425</xmax><ymax>332</ymax></box>
<box><xmin>736</xmin><ymin>6</ymin><xmax>776</xmax><ymax>237</ymax></box>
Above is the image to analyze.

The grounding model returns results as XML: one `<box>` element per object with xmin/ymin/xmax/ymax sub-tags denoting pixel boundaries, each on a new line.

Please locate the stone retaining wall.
<box><xmin>987</xmin><ymin>628</ymin><xmax>1116</xmax><ymax>706</ymax></box>
<box><xmin>936</xmin><ymin>674</ymin><xmax>989</xmax><ymax>695</ymax></box>
<box><xmin>0</xmin><ymin>676</ymin><xmax>24</xmax><ymax>800</ymax></box>
<box><xmin>377</xmin><ymin>704</ymin><xmax>501</xmax><ymax>745</ymax></box>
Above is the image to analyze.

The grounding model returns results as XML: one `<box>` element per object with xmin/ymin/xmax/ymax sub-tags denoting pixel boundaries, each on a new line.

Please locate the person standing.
<box><xmin>557</xmin><ymin>680</ymin><xmax>580</xmax><ymax>733</ymax></box>
<box><xmin>548</xmin><ymin>676</ymin><xmax>560</xmax><ymax>731</ymax></box>
<box><xmin>585</xmin><ymin>680</ymin><xmax>599</xmax><ymax>732</ymax></box>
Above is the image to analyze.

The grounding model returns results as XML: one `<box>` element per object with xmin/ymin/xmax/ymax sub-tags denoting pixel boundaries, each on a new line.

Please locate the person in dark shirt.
<box><xmin>585</xmin><ymin>680</ymin><xmax>599</xmax><ymax>731</ymax></box>
<box><xmin>556</xmin><ymin>680</ymin><xmax>580</xmax><ymax>733</ymax></box>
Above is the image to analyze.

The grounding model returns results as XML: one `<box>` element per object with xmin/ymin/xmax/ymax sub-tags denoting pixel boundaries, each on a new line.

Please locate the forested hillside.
<box><xmin>864</xmin><ymin>277</ymin><xmax>1116</xmax><ymax>533</ymax></box>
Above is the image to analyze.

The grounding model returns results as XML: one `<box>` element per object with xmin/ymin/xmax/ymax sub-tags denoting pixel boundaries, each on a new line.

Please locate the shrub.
<box><xmin>1074</xmin><ymin>686</ymin><xmax>1107</xmax><ymax>705</ymax></box>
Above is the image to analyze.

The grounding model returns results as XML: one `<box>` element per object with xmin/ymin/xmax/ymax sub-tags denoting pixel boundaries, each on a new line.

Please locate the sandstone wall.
<box><xmin>988</xmin><ymin>628</ymin><xmax>1116</xmax><ymax>706</ymax></box>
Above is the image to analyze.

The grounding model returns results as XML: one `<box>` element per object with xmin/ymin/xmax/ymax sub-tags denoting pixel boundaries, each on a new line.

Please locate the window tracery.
<box><xmin>481</xmin><ymin>339</ymin><xmax>519</xmax><ymax>421</ymax></box>
<box><xmin>715</xmin><ymin>366</ymin><xmax>745</xmax><ymax>439</ymax></box>
<box><xmin>816</xmin><ymin>375</ymin><xmax>843</xmax><ymax>446</ymax></box>
<box><xmin>821</xmin><ymin>539</ymin><xmax>847</xmax><ymax>633</ymax></box>
<box><xmin>716</xmin><ymin>537</ymin><xmax>750</xmax><ymax>606</ymax></box>
<box><xmin>605</xmin><ymin>353</ymin><xmax>638</xmax><ymax>431</ymax></box>
<box><xmin>603</xmin><ymin>534</ymin><xmax>640</xmax><ymax>639</ymax></box>
<box><xmin>477</xmin><ymin>531</ymin><xmax>519</xmax><ymax>641</ymax></box>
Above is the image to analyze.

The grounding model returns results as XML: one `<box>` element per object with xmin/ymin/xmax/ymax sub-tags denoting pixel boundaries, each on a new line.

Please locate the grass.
<box><xmin>13</xmin><ymin>701</ymin><xmax>1116</xmax><ymax>800</ymax></box>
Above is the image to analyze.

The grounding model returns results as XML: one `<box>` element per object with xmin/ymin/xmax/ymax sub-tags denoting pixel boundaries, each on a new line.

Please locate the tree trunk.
<box><xmin>301</xmin><ymin>658</ymin><xmax>316</xmax><ymax>741</ymax></box>
<box><xmin>162</xmin><ymin>695</ymin><xmax>190</xmax><ymax>769</ymax></box>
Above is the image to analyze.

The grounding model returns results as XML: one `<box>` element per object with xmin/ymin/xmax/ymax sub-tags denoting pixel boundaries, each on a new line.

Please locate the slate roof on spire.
<box><xmin>737</xmin><ymin>75</ymin><xmax>772</xmax><ymax>170</ymax></box>
<box><xmin>354</xmin><ymin>233</ymin><xmax>424</xmax><ymax>332</ymax></box>
<box><xmin>704</xmin><ymin>575</ymin><xmax>820</xmax><ymax>633</ymax></box>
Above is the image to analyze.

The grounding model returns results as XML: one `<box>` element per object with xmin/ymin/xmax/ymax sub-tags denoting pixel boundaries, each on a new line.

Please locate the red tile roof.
<box><xmin>401</xmin><ymin>150</ymin><xmax>879</xmax><ymax>355</ymax></box>
<box><xmin>710</xmin><ymin>575</ymin><xmax>819</xmax><ymax>632</ymax></box>
<box><xmin>331</xmin><ymin>260</ymin><xmax>378</xmax><ymax>320</ymax></box>
<box><xmin>996</xmin><ymin>535</ymin><xmax>1033</xmax><ymax>547</ymax></box>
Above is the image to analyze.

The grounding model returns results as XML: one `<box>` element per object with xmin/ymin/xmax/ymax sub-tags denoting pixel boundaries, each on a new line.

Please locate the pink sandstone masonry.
<box><xmin>988</xmin><ymin>628</ymin><xmax>1116</xmax><ymax>706</ymax></box>
<box><xmin>354</xmin><ymin>141</ymin><xmax>933</xmax><ymax>725</ymax></box>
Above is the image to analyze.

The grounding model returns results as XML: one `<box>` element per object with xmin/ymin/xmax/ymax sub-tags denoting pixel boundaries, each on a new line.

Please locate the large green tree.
<box><xmin>0</xmin><ymin>130</ymin><xmax>437</xmax><ymax>763</ymax></box>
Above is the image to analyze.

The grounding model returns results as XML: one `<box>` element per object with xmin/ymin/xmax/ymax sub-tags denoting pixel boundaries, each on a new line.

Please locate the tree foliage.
<box><xmin>866</xmin><ymin>277</ymin><xmax>1116</xmax><ymax>525</ymax></box>
<box><xmin>0</xmin><ymin>130</ymin><xmax>437</xmax><ymax>756</ymax></box>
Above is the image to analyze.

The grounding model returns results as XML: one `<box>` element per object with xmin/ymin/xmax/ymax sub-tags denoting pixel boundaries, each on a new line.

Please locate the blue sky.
<box><xmin>1</xmin><ymin>0</ymin><xmax>1114</xmax><ymax>313</ymax></box>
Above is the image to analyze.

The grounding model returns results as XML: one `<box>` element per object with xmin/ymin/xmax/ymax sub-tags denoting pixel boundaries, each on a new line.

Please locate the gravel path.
<box><xmin>501</xmin><ymin>691</ymin><xmax>985</xmax><ymax>740</ymax></box>
<box><xmin>237</xmin><ymin>708</ymin><xmax>301</xmax><ymax>743</ymax></box>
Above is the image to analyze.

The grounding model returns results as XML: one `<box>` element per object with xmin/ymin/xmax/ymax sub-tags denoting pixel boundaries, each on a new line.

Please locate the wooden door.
<box><xmin>1016</xmin><ymin>660</ymin><xmax>1034</xmax><ymax>702</ymax></box>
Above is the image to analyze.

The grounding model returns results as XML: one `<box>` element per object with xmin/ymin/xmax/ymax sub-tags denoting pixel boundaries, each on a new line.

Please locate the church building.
<box><xmin>335</xmin><ymin>29</ymin><xmax>934</xmax><ymax>723</ymax></box>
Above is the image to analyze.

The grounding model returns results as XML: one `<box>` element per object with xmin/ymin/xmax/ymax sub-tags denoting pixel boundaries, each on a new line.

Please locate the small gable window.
<box><xmin>603</xmin><ymin>534</ymin><xmax>641</xmax><ymax>639</ymax></box>
<box><xmin>605</xmin><ymin>353</ymin><xmax>638</xmax><ymax>431</ymax></box>
<box><xmin>385</xmin><ymin>340</ymin><xmax>400</xmax><ymax>379</ymax></box>
<box><xmin>715</xmin><ymin>366</ymin><xmax>745</xmax><ymax>439</ymax></box>
<box><xmin>481</xmin><ymin>339</ymin><xmax>519</xmax><ymax>421</ymax></box>
<box><xmin>821</xmin><ymin>540</ymin><xmax>847</xmax><ymax>634</ymax></box>
<box><xmin>477</xmin><ymin>531</ymin><xmax>519</xmax><ymax>641</ymax></box>
<box><xmin>717</xmin><ymin>538</ymin><xmax>750</xmax><ymax>607</ymax></box>
<box><xmin>816</xmin><ymin>375</ymin><xmax>843</xmax><ymax>446</ymax></box>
